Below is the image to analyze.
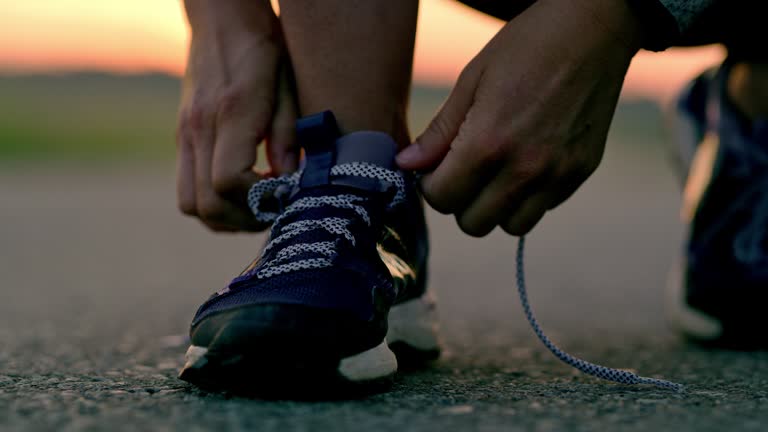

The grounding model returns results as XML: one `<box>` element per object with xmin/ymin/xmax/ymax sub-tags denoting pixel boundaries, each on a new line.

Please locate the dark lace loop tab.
<box><xmin>298</xmin><ymin>111</ymin><xmax>340</xmax><ymax>188</ymax></box>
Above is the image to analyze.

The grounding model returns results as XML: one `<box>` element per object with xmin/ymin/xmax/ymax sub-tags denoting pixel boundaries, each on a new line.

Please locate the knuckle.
<box><xmin>513</xmin><ymin>147</ymin><xmax>553</xmax><ymax>181</ymax></box>
<box><xmin>552</xmin><ymin>150</ymin><xmax>600</xmax><ymax>186</ymax></box>
<box><xmin>514</xmin><ymin>160</ymin><xmax>544</xmax><ymax>182</ymax></box>
<box><xmin>474</xmin><ymin>133</ymin><xmax>508</xmax><ymax>164</ymax></box>
<box><xmin>427</xmin><ymin>113</ymin><xmax>454</xmax><ymax>143</ymax></box>
<box><xmin>457</xmin><ymin>60</ymin><xmax>480</xmax><ymax>84</ymax></box>
<box><xmin>579</xmin><ymin>154</ymin><xmax>602</xmax><ymax>177</ymax></box>
<box><xmin>216</xmin><ymin>87</ymin><xmax>247</xmax><ymax>120</ymax></box>
<box><xmin>185</xmin><ymin>101</ymin><xmax>211</xmax><ymax>134</ymax></box>
<box><xmin>497</xmin><ymin>187</ymin><xmax>523</xmax><ymax>210</ymax></box>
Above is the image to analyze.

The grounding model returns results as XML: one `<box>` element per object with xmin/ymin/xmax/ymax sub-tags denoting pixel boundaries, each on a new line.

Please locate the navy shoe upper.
<box><xmin>191</xmin><ymin>112</ymin><xmax>428</xmax><ymax>329</ymax></box>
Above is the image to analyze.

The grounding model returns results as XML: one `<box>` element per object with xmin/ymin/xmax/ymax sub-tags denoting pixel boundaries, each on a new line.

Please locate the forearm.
<box><xmin>183</xmin><ymin>0</ymin><xmax>278</xmax><ymax>37</ymax></box>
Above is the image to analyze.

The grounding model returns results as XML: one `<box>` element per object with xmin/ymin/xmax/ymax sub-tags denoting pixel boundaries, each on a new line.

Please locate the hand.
<box><xmin>397</xmin><ymin>0</ymin><xmax>644</xmax><ymax>236</ymax></box>
<box><xmin>177</xmin><ymin>0</ymin><xmax>298</xmax><ymax>232</ymax></box>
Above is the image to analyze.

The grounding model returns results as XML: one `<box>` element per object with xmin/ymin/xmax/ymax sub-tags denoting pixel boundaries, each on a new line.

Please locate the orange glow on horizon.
<box><xmin>0</xmin><ymin>0</ymin><xmax>186</xmax><ymax>75</ymax></box>
<box><xmin>0</xmin><ymin>0</ymin><xmax>724</xmax><ymax>100</ymax></box>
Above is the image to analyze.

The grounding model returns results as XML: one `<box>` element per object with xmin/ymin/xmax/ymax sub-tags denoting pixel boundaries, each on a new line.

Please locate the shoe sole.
<box><xmin>178</xmin><ymin>291</ymin><xmax>440</xmax><ymax>394</ymax></box>
<box><xmin>666</xmin><ymin>259</ymin><xmax>723</xmax><ymax>341</ymax></box>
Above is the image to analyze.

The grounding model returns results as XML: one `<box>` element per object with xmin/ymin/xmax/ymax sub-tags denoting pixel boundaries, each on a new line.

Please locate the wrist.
<box><xmin>574</xmin><ymin>0</ymin><xmax>646</xmax><ymax>56</ymax></box>
<box><xmin>184</xmin><ymin>0</ymin><xmax>278</xmax><ymax>39</ymax></box>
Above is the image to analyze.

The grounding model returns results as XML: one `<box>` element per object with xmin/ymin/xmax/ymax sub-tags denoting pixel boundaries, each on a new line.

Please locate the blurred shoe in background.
<box><xmin>667</xmin><ymin>60</ymin><xmax>768</xmax><ymax>349</ymax></box>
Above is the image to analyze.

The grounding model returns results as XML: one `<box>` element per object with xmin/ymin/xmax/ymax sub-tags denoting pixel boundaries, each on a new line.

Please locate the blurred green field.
<box><xmin>0</xmin><ymin>73</ymin><xmax>180</xmax><ymax>161</ymax></box>
<box><xmin>0</xmin><ymin>72</ymin><xmax>665</xmax><ymax>162</ymax></box>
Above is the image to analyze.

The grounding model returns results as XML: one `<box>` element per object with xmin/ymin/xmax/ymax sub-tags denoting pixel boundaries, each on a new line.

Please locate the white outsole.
<box><xmin>337</xmin><ymin>340</ymin><xmax>398</xmax><ymax>382</ymax></box>
<box><xmin>182</xmin><ymin>292</ymin><xmax>440</xmax><ymax>383</ymax></box>
<box><xmin>387</xmin><ymin>291</ymin><xmax>441</xmax><ymax>351</ymax></box>
<box><xmin>666</xmin><ymin>260</ymin><xmax>723</xmax><ymax>341</ymax></box>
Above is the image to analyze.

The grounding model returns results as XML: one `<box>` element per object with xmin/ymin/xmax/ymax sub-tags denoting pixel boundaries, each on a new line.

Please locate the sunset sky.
<box><xmin>0</xmin><ymin>0</ymin><xmax>724</xmax><ymax>100</ymax></box>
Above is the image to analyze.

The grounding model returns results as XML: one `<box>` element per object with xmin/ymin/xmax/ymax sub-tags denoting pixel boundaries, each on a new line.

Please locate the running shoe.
<box><xmin>179</xmin><ymin>111</ymin><xmax>440</xmax><ymax>395</ymax></box>
<box><xmin>667</xmin><ymin>61</ymin><xmax>768</xmax><ymax>348</ymax></box>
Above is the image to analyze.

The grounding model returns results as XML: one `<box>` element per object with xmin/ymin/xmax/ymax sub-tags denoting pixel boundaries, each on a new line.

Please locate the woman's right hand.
<box><xmin>177</xmin><ymin>0</ymin><xmax>298</xmax><ymax>232</ymax></box>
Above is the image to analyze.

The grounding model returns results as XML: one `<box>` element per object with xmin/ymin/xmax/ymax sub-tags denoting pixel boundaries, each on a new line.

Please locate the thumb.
<box><xmin>211</xmin><ymin>95</ymin><xmax>270</xmax><ymax>202</ymax></box>
<box><xmin>396</xmin><ymin>65</ymin><xmax>481</xmax><ymax>171</ymax></box>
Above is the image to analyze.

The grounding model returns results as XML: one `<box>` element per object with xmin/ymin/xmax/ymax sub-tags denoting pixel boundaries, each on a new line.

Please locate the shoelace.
<box><xmin>515</xmin><ymin>237</ymin><xmax>683</xmax><ymax>391</ymax></box>
<box><xmin>247</xmin><ymin>165</ymin><xmax>683</xmax><ymax>391</ymax></box>
<box><xmin>246</xmin><ymin>162</ymin><xmax>406</xmax><ymax>280</ymax></box>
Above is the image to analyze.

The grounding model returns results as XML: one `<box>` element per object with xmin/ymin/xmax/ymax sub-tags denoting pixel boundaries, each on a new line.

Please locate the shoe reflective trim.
<box><xmin>338</xmin><ymin>340</ymin><xmax>398</xmax><ymax>382</ymax></box>
<box><xmin>666</xmin><ymin>259</ymin><xmax>723</xmax><ymax>340</ymax></box>
<box><xmin>387</xmin><ymin>292</ymin><xmax>440</xmax><ymax>351</ymax></box>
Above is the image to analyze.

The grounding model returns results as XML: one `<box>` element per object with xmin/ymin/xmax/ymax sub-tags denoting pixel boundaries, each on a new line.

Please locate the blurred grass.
<box><xmin>0</xmin><ymin>72</ymin><xmax>665</xmax><ymax>163</ymax></box>
<box><xmin>0</xmin><ymin>73</ymin><xmax>179</xmax><ymax>161</ymax></box>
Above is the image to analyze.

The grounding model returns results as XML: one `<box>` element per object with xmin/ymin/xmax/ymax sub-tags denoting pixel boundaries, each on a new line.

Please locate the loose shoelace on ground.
<box><xmin>515</xmin><ymin>236</ymin><xmax>683</xmax><ymax>391</ymax></box>
<box><xmin>248</xmin><ymin>166</ymin><xmax>683</xmax><ymax>391</ymax></box>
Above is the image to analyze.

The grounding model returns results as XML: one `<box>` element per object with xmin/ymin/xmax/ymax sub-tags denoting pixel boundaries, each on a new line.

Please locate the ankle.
<box><xmin>727</xmin><ymin>62</ymin><xmax>768</xmax><ymax>120</ymax></box>
<box><xmin>300</xmin><ymin>103</ymin><xmax>411</xmax><ymax>150</ymax></box>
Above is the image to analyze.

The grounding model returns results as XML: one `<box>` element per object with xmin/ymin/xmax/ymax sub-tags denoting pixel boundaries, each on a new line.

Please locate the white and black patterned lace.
<box><xmin>246</xmin><ymin>162</ymin><xmax>406</xmax><ymax>280</ymax></box>
<box><xmin>244</xmin><ymin>164</ymin><xmax>682</xmax><ymax>391</ymax></box>
<box><xmin>515</xmin><ymin>237</ymin><xmax>683</xmax><ymax>391</ymax></box>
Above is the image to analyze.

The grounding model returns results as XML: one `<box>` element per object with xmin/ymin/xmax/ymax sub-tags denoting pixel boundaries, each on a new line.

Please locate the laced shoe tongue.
<box><xmin>239</xmin><ymin>112</ymin><xmax>406</xmax><ymax>286</ymax></box>
<box><xmin>247</xmin><ymin>112</ymin><xmax>406</xmax><ymax>227</ymax></box>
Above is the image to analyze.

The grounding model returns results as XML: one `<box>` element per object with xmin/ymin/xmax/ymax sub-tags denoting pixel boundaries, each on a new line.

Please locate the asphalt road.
<box><xmin>2</xmin><ymin>139</ymin><xmax>768</xmax><ymax>431</ymax></box>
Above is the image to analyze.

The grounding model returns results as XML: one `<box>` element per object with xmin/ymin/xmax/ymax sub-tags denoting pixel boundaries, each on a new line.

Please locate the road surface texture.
<box><xmin>2</xmin><ymin>135</ymin><xmax>768</xmax><ymax>431</ymax></box>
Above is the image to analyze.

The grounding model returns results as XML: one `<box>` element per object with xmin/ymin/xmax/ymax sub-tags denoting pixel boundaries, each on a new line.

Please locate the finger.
<box><xmin>459</xmin><ymin>165</ymin><xmax>586</xmax><ymax>237</ymax></box>
<box><xmin>201</xmin><ymin>219</ymin><xmax>241</xmax><ymax>233</ymax></box>
<box><xmin>396</xmin><ymin>63</ymin><xmax>483</xmax><ymax>171</ymax></box>
<box><xmin>176</xmin><ymin>119</ymin><xmax>197</xmax><ymax>216</ymax></box>
<box><xmin>211</xmin><ymin>89</ymin><xmax>268</xmax><ymax>205</ymax></box>
<box><xmin>419</xmin><ymin>105</ymin><xmax>502</xmax><ymax>214</ymax></box>
<box><xmin>455</xmin><ymin>171</ymin><xmax>532</xmax><ymax>237</ymax></box>
<box><xmin>544</xmin><ymin>167</ymin><xmax>592</xmax><ymax>210</ymax></box>
<box><xmin>267</xmin><ymin>61</ymin><xmax>299</xmax><ymax>175</ymax></box>
<box><xmin>500</xmin><ymin>192</ymin><xmax>551</xmax><ymax>236</ymax></box>
<box><xmin>192</xmin><ymin>112</ymin><xmax>257</xmax><ymax>230</ymax></box>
